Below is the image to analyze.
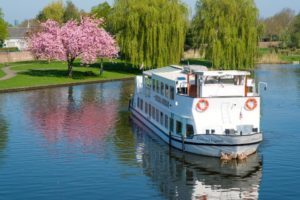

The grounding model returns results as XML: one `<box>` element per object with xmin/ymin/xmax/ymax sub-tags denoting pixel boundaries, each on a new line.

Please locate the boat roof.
<box><xmin>143</xmin><ymin>65</ymin><xmax>250</xmax><ymax>81</ymax></box>
<box><xmin>143</xmin><ymin>65</ymin><xmax>182</xmax><ymax>77</ymax></box>
<box><xmin>196</xmin><ymin>70</ymin><xmax>250</xmax><ymax>76</ymax></box>
<box><xmin>183</xmin><ymin>65</ymin><xmax>209</xmax><ymax>73</ymax></box>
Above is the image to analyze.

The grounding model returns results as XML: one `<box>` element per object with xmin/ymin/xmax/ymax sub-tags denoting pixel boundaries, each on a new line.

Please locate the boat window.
<box><xmin>141</xmin><ymin>99</ymin><xmax>143</xmax><ymax>111</ymax></box>
<box><xmin>165</xmin><ymin>115</ymin><xmax>169</xmax><ymax>129</ymax></box>
<box><xmin>156</xmin><ymin>80</ymin><xmax>159</xmax><ymax>93</ymax></box>
<box><xmin>165</xmin><ymin>84</ymin><xmax>169</xmax><ymax>98</ymax></box>
<box><xmin>177</xmin><ymin>86</ymin><xmax>187</xmax><ymax>95</ymax></box>
<box><xmin>160</xmin><ymin>112</ymin><xmax>164</xmax><ymax>125</ymax></box>
<box><xmin>170</xmin><ymin>118</ymin><xmax>174</xmax><ymax>133</ymax></box>
<box><xmin>152</xmin><ymin>106</ymin><xmax>155</xmax><ymax>119</ymax></box>
<box><xmin>145</xmin><ymin>77</ymin><xmax>151</xmax><ymax>88</ymax></box>
<box><xmin>176</xmin><ymin>77</ymin><xmax>187</xmax><ymax>95</ymax></box>
<box><xmin>186</xmin><ymin>124</ymin><xmax>194</xmax><ymax>138</ymax></box>
<box><xmin>177</xmin><ymin>77</ymin><xmax>186</xmax><ymax>81</ymax></box>
<box><xmin>160</xmin><ymin>82</ymin><xmax>164</xmax><ymax>96</ymax></box>
<box><xmin>220</xmin><ymin>76</ymin><xmax>235</xmax><ymax>84</ymax></box>
<box><xmin>145</xmin><ymin>102</ymin><xmax>148</xmax><ymax>114</ymax></box>
<box><xmin>156</xmin><ymin>108</ymin><xmax>159</xmax><ymax>122</ymax></box>
<box><xmin>234</xmin><ymin>76</ymin><xmax>244</xmax><ymax>85</ymax></box>
<box><xmin>205</xmin><ymin>75</ymin><xmax>243</xmax><ymax>85</ymax></box>
<box><xmin>152</xmin><ymin>79</ymin><xmax>155</xmax><ymax>91</ymax></box>
<box><xmin>176</xmin><ymin>121</ymin><xmax>182</xmax><ymax>135</ymax></box>
<box><xmin>137</xmin><ymin>98</ymin><xmax>140</xmax><ymax>109</ymax></box>
<box><xmin>148</xmin><ymin>104</ymin><xmax>151</xmax><ymax>117</ymax></box>
<box><xmin>170</xmin><ymin>86</ymin><xmax>175</xmax><ymax>100</ymax></box>
<box><xmin>204</xmin><ymin>76</ymin><xmax>219</xmax><ymax>84</ymax></box>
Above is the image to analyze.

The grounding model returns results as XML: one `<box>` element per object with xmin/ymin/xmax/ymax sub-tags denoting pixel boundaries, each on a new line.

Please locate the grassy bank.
<box><xmin>280</xmin><ymin>54</ymin><xmax>300</xmax><ymax>63</ymax></box>
<box><xmin>0</xmin><ymin>64</ymin><xmax>5</xmax><ymax>78</ymax></box>
<box><xmin>1</xmin><ymin>53</ymin><xmax>298</xmax><ymax>92</ymax></box>
<box><xmin>258</xmin><ymin>48</ymin><xmax>300</xmax><ymax>64</ymax></box>
<box><xmin>0</xmin><ymin>60</ymin><xmax>140</xmax><ymax>91</ymax></box>
<box><xmin>180</xmin><ymin>58</ymin><xmax>212</xmax><ymax>67</ymax></box>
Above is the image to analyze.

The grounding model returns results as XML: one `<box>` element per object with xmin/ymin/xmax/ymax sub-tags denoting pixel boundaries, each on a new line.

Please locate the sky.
<box><xmin>0</xmin><ymin>0</ymin><xmax>300</xmax><ymax>24</ymax></box>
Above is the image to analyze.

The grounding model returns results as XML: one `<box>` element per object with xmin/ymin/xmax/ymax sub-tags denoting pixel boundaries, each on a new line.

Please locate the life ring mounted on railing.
<box><xmin>196</xmin><ymin>99</ymin><xmax>209</xmax><ymax>112</ymax></box>
<box><xmin>245</xmin><ymin>98</ymin><xmax>257</xmax><ymax>111</ymax></box>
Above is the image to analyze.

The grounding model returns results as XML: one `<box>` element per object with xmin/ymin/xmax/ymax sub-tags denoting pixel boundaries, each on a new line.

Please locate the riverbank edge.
<box><xmin>0</xmin><ymin>77</ymin><xmax>135</xmax><ymax>94</ymax></box>
<box><xmin>1</xmin><ymin>61</ymin><xmax>297</xmax><ymax>94</ymax></box>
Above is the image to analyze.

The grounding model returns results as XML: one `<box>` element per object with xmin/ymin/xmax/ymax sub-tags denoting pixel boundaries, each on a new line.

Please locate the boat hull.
<box><xmin>130</xmin><ymin>107</ymin><xmax>262</xmax><ymax>158</ymax></box>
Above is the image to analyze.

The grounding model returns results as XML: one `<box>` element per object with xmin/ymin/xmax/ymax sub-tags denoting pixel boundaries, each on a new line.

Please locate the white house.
<box><xmin>3</xmin><ymin>27</ymin><xmax>32</xmax><ymax>51</ymax></box>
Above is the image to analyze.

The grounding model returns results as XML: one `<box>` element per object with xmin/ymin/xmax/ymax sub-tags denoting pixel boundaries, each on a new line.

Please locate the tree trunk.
<box><xmin>100</xmin><ymin>58</ymin><xmax>104</xmax><ymax>76</ymax></box>
<box><xmin>67</xmin><ymin>57</ymin><xmax>76</xmax><ymax>77</ymax></box>
<box><xmin>68</xmin><ymin>61</ymin><xmax>73</xmax><ymax>77</ymax></box>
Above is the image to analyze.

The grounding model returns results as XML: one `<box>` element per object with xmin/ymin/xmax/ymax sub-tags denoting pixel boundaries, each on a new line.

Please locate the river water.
<box><xmin>0</xmin><ymin>64</ymin><xmax>299</xmax><ymax>199</ymax></box>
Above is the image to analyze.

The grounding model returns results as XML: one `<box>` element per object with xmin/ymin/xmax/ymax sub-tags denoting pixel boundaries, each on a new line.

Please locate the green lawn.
<box><xmin>280</xmin><ymin>54</ymin><xmax>300</xmax><ymax>62</ymax></box>
<box><xmin>0</xmin><ymin>64</ymin><xmax>5</xmax><ymax>78</ymax></box>
<box><xmin>0</xmin><ymin>60</ymin><xmax>140</xmax><ymax>91</ymax></box>
<box><xmin>180</xmin><ymin>58</ymin><xmax>212</xmax><ymax>67</ymax></box>
<box><xmin>259</xmin><ymin>48</ymin><xmax>271</xmax><ymax>54</ymax></box>
<box><xmin>258</xmin><ymin>48</ymin><xmax>300</xmax><ymax>63</ymax></box>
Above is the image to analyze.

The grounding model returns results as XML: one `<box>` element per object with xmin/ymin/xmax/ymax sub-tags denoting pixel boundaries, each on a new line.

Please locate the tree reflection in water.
<box><xmin>0</xmin><ymin>96</ymin><xmax>8</xmax><ymax>165</ymax></box>
<box><xmin>27</xmin><ymin>85</ymin><xmax>119</xmax><ymax>154</ymax></box>
<box><xmin>0</xmin><ymin>115</ymin><xmax>8</xmax><ymax>154</ymax></box>
<box><xmin>131</xmin><ymin>118</ymin><xmax>263</xmax><ymax>200</ymax></box>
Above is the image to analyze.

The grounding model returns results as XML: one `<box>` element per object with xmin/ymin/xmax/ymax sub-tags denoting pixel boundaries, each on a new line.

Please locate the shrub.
<box><xmin>0</xmin><ymin>47</ymin><xmax>19</xmax><ymax>52</ymax></box>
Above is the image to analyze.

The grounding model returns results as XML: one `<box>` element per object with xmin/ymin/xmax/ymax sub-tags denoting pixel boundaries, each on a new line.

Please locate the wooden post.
<box><xmin>187</xmin><ymin>73</ymin><xmax>190</xmax><ymax>96</ymax></box>
<box><xmin>245</xmin><ymin>76</ymin><xmax>248</xmax><ymax>97</ymax></box>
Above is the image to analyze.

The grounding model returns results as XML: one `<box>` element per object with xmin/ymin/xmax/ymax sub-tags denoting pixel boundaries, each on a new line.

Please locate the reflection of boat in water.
<box><xmin>131</xmin><ymin>117</ymin><xmax>262</xmax><ymax>200</ymax></box>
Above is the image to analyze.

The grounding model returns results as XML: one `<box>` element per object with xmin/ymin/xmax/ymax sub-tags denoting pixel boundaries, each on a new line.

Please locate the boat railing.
<box><xmin>135</xmin><ymin>76</ymin><xmax>143</xmax><ymax>94</ymax></box>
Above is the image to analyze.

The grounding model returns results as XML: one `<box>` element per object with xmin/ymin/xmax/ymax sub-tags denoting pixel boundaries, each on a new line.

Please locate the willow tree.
<box><xmin>110</xmin><ymin>0</ymin><xmax>188</xmax><ymax>69</ymax></box>
<box><xmin>0</xmin><ymin>8</ymin><xmax>7</xmax><ymax>47</ymax></box>
<box><xmin>192</xmin><ymin>0</ymin><xmax>260</xmax><ymax>69</ymax></box>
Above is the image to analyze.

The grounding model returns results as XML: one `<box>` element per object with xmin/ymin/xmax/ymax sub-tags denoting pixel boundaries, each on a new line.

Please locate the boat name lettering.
<box><xmin>194</xmin><ymin>136</ymin><xmax>223</xmax><ymax>143</ymax></box>
<box><xmin>154</xmin><ymin>95</ymin><xmax>169</xmax><ymax>108</ymax></box>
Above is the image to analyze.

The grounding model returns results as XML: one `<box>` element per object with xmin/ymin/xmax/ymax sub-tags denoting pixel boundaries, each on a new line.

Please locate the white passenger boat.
<box><xmin>129</xmin><ymin>65</ymin><xmax>264</xmax><ymax>159</ymax></box>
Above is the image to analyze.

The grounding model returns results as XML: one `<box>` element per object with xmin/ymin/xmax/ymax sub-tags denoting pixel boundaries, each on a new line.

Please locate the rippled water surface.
<box><xmin>0</xmin><ymin>64</ymin><xmax>299</xmax><ymax>199</ymax></box>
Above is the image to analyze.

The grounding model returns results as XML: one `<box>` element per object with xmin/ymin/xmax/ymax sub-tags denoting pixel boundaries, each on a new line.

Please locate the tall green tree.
<box><xmin>290</xmin><ymin>13</ymin><xmax>300</xmax><ymax>48</ymax></box>
<box><xmin>261</xmin><ymin>8</ymin><xmax>295</xmax><ymax>44</ymax></box>
<box><xmin>110</xmin><ymin>0</ymin><xmax>188</xmax><ymax>69</ymax></box>
<box><xmin>91</xmin><ymin>2</ymin><xmax>111</xmax><ymax>21</ymax></box>
<box><xmin>91</xmin><ymin>2</ymin><xmax>112</xmax><ymax>30</ymax></box>
<box><xmin>0</xmin><ymin>8</ymin><xmax>8</xmax><ymax>48</ymax></box>
<box><xmin>63</xmin><ymin>0</ymin><xmax>80</xmax><ymax>22</ymax></box>
<box><xmin>192</xmin><ymin>0</ymin><xmax>260</xmax><ymax>69</ymax></box>
<box><xmin>36</xmin><ymin>0</ymin><xmax>65</xmax><ymax>23</ymax></box>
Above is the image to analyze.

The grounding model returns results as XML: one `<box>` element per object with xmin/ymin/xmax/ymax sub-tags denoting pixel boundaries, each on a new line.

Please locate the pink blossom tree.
<box><xmin>28</xmin><ymin>17</ymin><xmax>118</xmax><ymax>77</ymax></box>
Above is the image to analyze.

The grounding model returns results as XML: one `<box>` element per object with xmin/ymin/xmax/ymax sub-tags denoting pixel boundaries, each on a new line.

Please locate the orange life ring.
<box><xmin>196</xmin><ymin>99</ymin><xmax>209</xmax><ymax>112</ymax></box>
<box><xmin>245</xmin><ymin>98</ymin><xmax>257</xmax><ymax>111</ymax></box>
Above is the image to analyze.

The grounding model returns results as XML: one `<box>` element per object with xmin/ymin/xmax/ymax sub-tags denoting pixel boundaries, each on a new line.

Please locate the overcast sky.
<box><xmin>1</xmin><ymin>0</ymin><xmax>300</xmax><ymax>24</ymax></box>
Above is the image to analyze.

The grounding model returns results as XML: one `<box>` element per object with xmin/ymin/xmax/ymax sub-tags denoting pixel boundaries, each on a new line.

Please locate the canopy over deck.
<box><xmin>143</xmin><ymin>66</ymin><xmax>182</xmax><ymax>77</ymax></box>
<box><xmin>183</xmin><ymin>65</ymin><xmax>208</xmax><ymax>73</ymax></box>
<box><xmin>196</xmin><ymin>70</ymin><xmax>250</xmax><ymax>77</ymax></box>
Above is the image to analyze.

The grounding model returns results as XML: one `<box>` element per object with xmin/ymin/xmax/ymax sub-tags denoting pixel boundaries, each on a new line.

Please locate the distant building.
<box><xmin>3</xmin><ymin>21</ymin><xmax>39</xmax><ymax>51</ymax></box>
<box><xmin>3</xmin><ymin>27</ymin><xmax>32</xmax><ymax>51</ymax></box>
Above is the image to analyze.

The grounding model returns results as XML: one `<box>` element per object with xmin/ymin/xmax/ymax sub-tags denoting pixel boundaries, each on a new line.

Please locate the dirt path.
<box><xmin>0</xmin><ymin>66</ymin><xmax>17</xmax><ymax>81</ymax></box>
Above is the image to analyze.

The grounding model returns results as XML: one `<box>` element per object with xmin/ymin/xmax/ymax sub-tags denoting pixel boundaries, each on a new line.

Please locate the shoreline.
<box><xmin>0</xmin><ymin>77</ymin><xmax>134</xmax><ymax>94</ymax></box>
<box><xmin>1</xmin><ymin>61</ymin><xmax>298</xmax><ymax>94</ymax></box>
<box><xmin>256</xmin><ymin>61</ymin><xmax>290</xmax><ymax>64</ymax></box>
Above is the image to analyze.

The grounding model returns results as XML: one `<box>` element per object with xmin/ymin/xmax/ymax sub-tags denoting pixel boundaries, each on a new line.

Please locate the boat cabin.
<box><xmin>142</xmin><ymin>65</ymin><xmax>256</xmax><ymax>100</ymax></box>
